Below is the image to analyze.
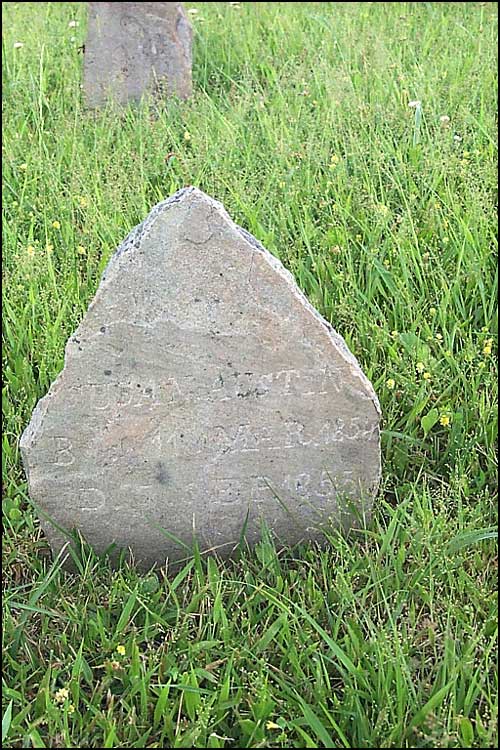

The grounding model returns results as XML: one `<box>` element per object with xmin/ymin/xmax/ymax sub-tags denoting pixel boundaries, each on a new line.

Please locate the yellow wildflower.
<box><xmin>54</xmin><ymin>687</ymin><xmax>69</xmax><ymax>704</ymax></box>
<box><xmin>416</xmin><ymin>362</ymin><xmax>425</xmax><ymax>373</ymax></box>
<box><xmin>386</xmin><ymin>378</ymin><xmax>396</xmax><ymax>390</ymax></box>
<box><xmin>52</xmin><ymin>220</ymin><xmax>61</xmax><ymax>230</ymax></box>
<box><xmin>116</xmin><ymin>644</ymin><xmax>126</xmax><ymax>656</ymax></box>
<box><xmin>79</xmin><ymin>196</ymin><xmax>88</xmax><ymax>208</ymax></box>
<box><xmin>439</xmin><ymin>415</ymin><xmax>451</xmax><ymax>427</ymax></box>
<box><xmin>266</xmin><ymin>721</ymin><xmax>281</xmax><ymax>730</ymax></box>
<box><xmin>77</xmin><ymin>245</ymin><xmax>86</xmax><ymax>255</ymax></box>
<box><xmin>429</xmin><ymin>307</ymin><xmax>437</xmax><ymax>316</ymax></box>
<box><xmin>183</xmin><ymin>131</ymin><xmax>191</xmax><ymax>142</ymax></box>
<box><xmin>67</xmin><ymin>704</ymin><xmax>75</xmax><ymax>714</ymax></box>
<box><xmin>19</xmin><ymin>163</ymin><xmax>28</xmax><ymax>171</ymax></box>
<box><xmin>27</xmin><ymin>245</ymin><xmax>35</xmax><ymax>257</ymax></box>
<box><xmin>483</xmin><ymin>345</ymin><xmax>492</xmax><ymax>356</ymax></box>
<box><xmin>423</xmin><ymin>372</ymin><xmax>432</xmax><ymax>381</ymax></box>
<box><xmin>46</xmin><ymin>243</ymin><xmax>54</xmax><ymax>253</ymax></box>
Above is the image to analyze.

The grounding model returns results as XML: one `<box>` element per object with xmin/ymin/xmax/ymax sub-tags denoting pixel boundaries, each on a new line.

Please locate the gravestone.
<box><xmin>83</xmin><ymin>2</ymin><xmax>192</xmax><ymax>108</ymax></box>
<box><xmin>20</xmin><ymin>187</ymin><xmax>381</xmax><ymax>569</ymax></box>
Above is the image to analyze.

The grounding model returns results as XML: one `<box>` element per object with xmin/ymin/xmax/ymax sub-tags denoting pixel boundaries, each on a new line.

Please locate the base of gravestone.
<box><xmin>38</xmin><ymin>492</ymin><xmax>374</xmax><ymax>574</ymax></box>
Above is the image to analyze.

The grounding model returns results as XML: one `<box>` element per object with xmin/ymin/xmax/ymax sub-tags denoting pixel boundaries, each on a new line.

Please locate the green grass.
<box><xmin>2</xmin><ymin>1</ymin><xmax>498</xmax><ymax>747</ymax></box>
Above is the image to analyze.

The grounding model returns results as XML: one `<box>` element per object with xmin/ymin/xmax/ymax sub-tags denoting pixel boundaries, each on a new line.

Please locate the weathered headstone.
<box><xmin>83</xmin><ymin>2</ymin><xmax>192</xmax><ymax>108</ymax></box>
<box><xmin>20</xmin><ymin>187</ymin><xmax>381</xmax><ymax>569</ymax></box>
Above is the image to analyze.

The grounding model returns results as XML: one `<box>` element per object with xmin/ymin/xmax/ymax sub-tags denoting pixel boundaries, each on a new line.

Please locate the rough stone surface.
<box><xmin>83</xmin><ymin>2</ymin><xmax>192</xmax><ymax>108</ymax></box>
<box><xmin>20</xmin><ymin>187</ymin><xmax>381</xmax><ymax>569</ymax></box>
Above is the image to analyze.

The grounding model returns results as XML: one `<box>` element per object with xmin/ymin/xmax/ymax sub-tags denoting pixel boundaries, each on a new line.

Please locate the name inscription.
<box><xmin>73</xmin><ymin>365</ymin><xmax>372</xmax><ymax>412</ymax></box>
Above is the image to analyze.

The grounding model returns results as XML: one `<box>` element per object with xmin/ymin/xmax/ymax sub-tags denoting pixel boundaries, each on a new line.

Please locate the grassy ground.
<box><xmin>2</xmin><ymin>2</ymin><xmax>498</xmax><ymax>747</ymax></box>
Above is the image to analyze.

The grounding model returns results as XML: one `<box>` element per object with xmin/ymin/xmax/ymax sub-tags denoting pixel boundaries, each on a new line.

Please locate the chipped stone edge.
<box><xmin>20</xmin><ymin>186</ymin><xmax>381</xmax><ymax>488</ymax></box>
<box><xmin>19</xmin><ymin>190</ymin><xmax>192</xmax><ymax>456</ymax></box>
<box><xmin>105</xmin><ymin>186</ymin><xmax>381</xmax><ymax>420</ymax></box>
<box><xmin>130</xmin><ymin>187</ymin><xmax>381</xmax><ymax>413</ymax></box>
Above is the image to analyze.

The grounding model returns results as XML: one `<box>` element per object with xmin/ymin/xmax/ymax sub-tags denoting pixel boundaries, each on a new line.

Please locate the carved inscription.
<box><xmin>79</xmin><ymin>487</ymin><xmax>106</xmax><ymax>512</ymax></box>
<box><xmin>77</xmin><ymin>484</ymin><xmax>154</xmax><ymax>514</ymax></box>
<box><xmin>152</xmin><ymin>417</ymin><xmax>377</xmax><ymax>458</ymax></box>
<box><xmin>77</xmin><ymin>366</ymin><xmax>372</xmax><ymax>413</ymax></box>
<box><xmin>53</xmin><ymin>437</ymin><xmax>75</xmax><ymax>466</ymax></box>
<box><xmin>202</xmin><ymin>470</ymin><xmax>362</xmax><ymax>529</ymax></box>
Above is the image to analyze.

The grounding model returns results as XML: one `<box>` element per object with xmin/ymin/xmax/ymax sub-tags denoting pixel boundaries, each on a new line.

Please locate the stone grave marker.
<box><xmin>83</xmin><ymin>2</ymin><xmax>192</xmax><ymax>108</ymax></box>
<box><xmin>20</xmin><ymin>187</ymin><xmax>381</xmax><ymax>569</ymax></box>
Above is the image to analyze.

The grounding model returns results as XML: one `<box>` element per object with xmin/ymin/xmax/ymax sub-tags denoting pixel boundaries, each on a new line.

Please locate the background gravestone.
<box><xmin>83</xmin><ymin>2</ymin><xmax>192</xmax><ymax>107</ymax></box>
<box><xmin>20</xmin><ymin>188</ymin><xmax>381</xmax><ymax>569</ymax></box>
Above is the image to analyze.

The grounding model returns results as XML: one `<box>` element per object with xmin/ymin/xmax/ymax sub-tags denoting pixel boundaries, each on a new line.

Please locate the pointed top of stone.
<box><xmin>103</xmin><ymin>185</ymin><xmax>381</xmax><ymax>412</ymax></box>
